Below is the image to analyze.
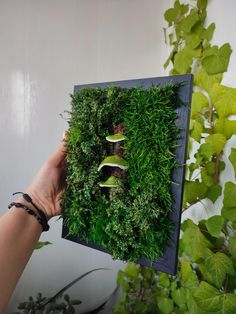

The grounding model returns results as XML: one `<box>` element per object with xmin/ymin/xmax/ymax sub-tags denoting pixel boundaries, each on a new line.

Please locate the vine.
<box><xmin>114</xmin><ymin>0</ymin><xmax>236</xmax><ymax>313</ymax></box>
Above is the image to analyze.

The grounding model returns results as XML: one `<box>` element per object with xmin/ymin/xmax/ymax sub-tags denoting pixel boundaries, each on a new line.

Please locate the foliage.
<box><xmin>114</xmin><ymin>215</ymin><xmax>236</xmax><ymax>314</ymax></box>
<box><xmin>114</xmin><ymin>0</ymin><xmax>236</xmax><ymax>313</ymax></box>
<box><xmin>63</xmin><ymin>84</ymin><xmax>182</xmax><ymax>261</ymax></box>
<box><xmin>15</xmin><ymin>269</ymin><xmax>108</xmax><ymax>314</ymax></box>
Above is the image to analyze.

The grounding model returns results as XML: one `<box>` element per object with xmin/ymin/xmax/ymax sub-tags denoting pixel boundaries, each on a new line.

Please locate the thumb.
<box><xmin>48</xmin><ymin>136</ymin><xmax>67</xmax><ymax>167</ymax></box>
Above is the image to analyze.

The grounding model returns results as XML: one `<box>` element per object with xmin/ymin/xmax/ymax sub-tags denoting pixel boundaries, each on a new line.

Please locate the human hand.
<box><xmin>25</xmin><ymin>137</ymin><xmax>67</xmax><ymax>220</ymax></box>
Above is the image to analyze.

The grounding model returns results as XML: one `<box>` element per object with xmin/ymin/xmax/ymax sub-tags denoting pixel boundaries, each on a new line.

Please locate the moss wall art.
<box><xmin>62</xmin><ymin>78</ymin><xmax>191</xmax><ymax>266</ymax></box>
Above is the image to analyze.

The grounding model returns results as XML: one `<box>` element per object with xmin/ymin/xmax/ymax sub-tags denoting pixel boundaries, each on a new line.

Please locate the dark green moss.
<box><xmin>63</xmin><ymin>84</ymin><xmax>181</xmax><ymax>261</ymax></box>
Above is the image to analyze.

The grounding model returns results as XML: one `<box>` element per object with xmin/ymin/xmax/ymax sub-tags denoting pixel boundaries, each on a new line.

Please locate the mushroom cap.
<box><xmin>98</xmin><ymin>155</ymin><xmax>128</xmax><ymax>171</ymax></box>
<box><xmin>106</xmin><ymin>133</ymin><xmax>126</xmax><ymax>143</ymax></box>
<box><xmin>99</xmin><ymin>175</ymin><xmax>122</xmax><ymax>187</ymax></box>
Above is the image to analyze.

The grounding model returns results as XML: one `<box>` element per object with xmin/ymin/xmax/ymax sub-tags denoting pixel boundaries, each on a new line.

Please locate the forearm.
<box><xmin>0</xmin><ymin>199</ymin><xmax>42</xmax><ymax>312</ymax></box>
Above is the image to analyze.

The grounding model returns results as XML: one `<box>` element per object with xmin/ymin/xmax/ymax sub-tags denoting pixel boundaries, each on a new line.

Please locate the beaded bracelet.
<box><xmin>9</xmin><ymin>192</ymin><xmax>50</xmax><ymax>232</ymax></box>
<box><xmin>12</xmin><ymin>192</ymin><xmax>49</xmax><ymax>232</ymax></box>
<box><xmin>8</xmin><ymin>202</ymin><xmax>49</xmax><ymax>231</ymax></box>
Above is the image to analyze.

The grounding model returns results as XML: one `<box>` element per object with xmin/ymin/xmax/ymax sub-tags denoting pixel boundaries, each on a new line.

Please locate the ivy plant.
<box><xmin>114</xmin><ymin>0</ymin><xmax>236</xmax><ymax>313</ymax></box>
<box><xmin>63</xmin><ymin>84</ymin><xmax>182</xmax><ymax>261</ymax></box>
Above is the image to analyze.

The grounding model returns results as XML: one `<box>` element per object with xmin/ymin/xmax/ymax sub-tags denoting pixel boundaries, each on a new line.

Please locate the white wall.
<box><xmin>0</xmin><ymin>0</ymin><xmax>168</xmax><ymax>312</ymax></box>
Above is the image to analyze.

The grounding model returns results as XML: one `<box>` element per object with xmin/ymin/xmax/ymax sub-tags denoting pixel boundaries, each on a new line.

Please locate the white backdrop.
<box><xmin>0</xmin><ymin>0</ymin><xmax>236</xmax><ymax>312</ymax></box>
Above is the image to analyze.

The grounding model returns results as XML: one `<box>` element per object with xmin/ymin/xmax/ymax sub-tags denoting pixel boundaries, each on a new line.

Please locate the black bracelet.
<box><xmin>8</xmin><ymin>202</ymin><xmax>49</xmax><ymax>232</ymax></box>
<box><xmin>11</xmin><ymin>192</ymin><xmax>50</xmax><ymax>232</ymax></box>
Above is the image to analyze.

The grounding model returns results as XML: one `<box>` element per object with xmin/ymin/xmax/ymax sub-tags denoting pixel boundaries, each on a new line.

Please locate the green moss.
<box><xmin>63</xmin><ymin>84</ymin><xmax>181</xmax><ymax>261</ymax></box>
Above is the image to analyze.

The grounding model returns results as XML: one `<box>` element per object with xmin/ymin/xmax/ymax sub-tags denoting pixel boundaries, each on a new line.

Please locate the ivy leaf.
<box><xmin>194</xmin><ymin>69</ymin><xmax>222</xmax><ymax>93</ymax></box>
<box><xmin>228</xmin><ymin>236</ymin><xmax>236</xmax><ymax>258</ymax></box>
<box><xmin>190</xmin><ymin>119</ymin><xmax>204</xmax><ymax>142</ymax></box>
<box><xmin>171</xmin><ymin>287</ymin><xmax>187</xmax><ymax>307</ymax></box>
<box><xmin>201</xmin><ymin>23</ymin><xmax>215</xmax><ymax>41</ymax></box>
<box><xmin>164</xmin><ymin>7</ymin><xmax>179</xmax><ymax>25</ymax></box>
<box><xmin>202</xmin><ymin>45</ymin><xmax>218</xmax><ymax>59</ymax></box>
<box><xmin>210</xmin><ymin>83</ymin><xmax>236</xmax><ymax>118</ymax></box>
<box><xmin>223</xmin><ymin>294</ymin><xmax>236</xmax><ymax>314</ymax></box>
<box><xmin>124</xmin><ymin>263</ymin><xmax>139</xmax><ymax>279</ymax></box>
<box><xmin>202</xmin><ymin>43</ymin><xmax>232</xmax><ymax>74</ymax></box>
<box><xmin>173</xmin><ymin>47</ymin><xmax>193</xmax><ymax>73</ymax></box>
<box><xmin>191</xmin><ymin>92</ymin><xmax>209</xmax><ymax>119</ymax></box>
<box><xmin>204</xmin><ymin>249</ymin><xmax>235</xmax><ymax>288</ymax></box>
<box><xmin>206</xmin><ymin>185</ymin><xmax>222</xmax><ymax>203</ymax></box>
<box><xmin>181</xmin><ymin>258</ymin><xmax>198</xmax><ymax>289</ymax></box>
<box><xmin>177</xmin><ymin>9</ymin><xmax>199</xmax><ymax>33</ymax></box>
<box><xmin>194</xmin><ymin>281</ymin><xmax>222</xmax><ymax>312</ymax></box>
<box><xmin>181</xmin><ymin>220</ymin><xmax>212</xmax><ymax>262</ymax></box>
<box><xmin>205</xmin><ymin>215</ymin><xmax>224</xmax><ymax>237</ymax></box>
<box><xmin>197</xmin><ymin>0</ymin><xmax>208</xmax><ymax>11</ymax></box>
<box><xmin>223</xmin><ymin>182</ymin><xmax>236</xmax><ymax>208</ymax></box>
<box><xmin>35</xmin><ymin>241</ymin><xmax>52</xmax><ymax>250</ymax></box>
<box><xmin>222</xmin><ymin>206</ymin><xmax>236</xmax><ymax>222</ymax></box>
<box><xmin>215</xmin><ymin>119</ymin><xmax>236</xmax><ymax>140</ymax></box>
<box><xmin>201</xmin><ymin>167</ymin><xmax>214</xmax><ymax>187</ymax></box>
<box><xmin>158</xmin><ymin>273</ymin><xmax>170</xmax><ymax>288</ymax></box>
<box><xmin>187</xmin><ymin>292</ymin><xmax>208</xmax><ymax>314</ymax></box>
<box><xmin>157</xmin><ymin>297</ymin><xmax>174</xmax><ymax>314</ymax></box>
<box><xmin>198</xmin><ymin>134</ymin><xmax>226</xmax><ymax>159</ymax></box>
<box><xmin>186</xmin><ymin>34</ymin><xmax>201</xmax><ymax>49</ymax></box>
<box><xmin>229</xmin><ymin>148</ymin><xmax>236</xmax><ymax>178</ymax></box>
<box><xmin>183</xmin><ymin>181</ymin><xmax>208</xmax><ymax>207</ymax></box>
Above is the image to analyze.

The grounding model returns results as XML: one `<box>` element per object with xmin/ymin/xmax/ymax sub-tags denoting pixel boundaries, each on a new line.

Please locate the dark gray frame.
<box><xmin>62</xmin><ymin>74</ymin><xmax>193</xmax><ymax>275</ymax></box>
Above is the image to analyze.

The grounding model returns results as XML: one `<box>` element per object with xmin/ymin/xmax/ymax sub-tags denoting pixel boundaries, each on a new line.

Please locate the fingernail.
<box><xmin>62</xmin><ymin>131</ymin><xmax>67</xmax><ymax>141</ymax></box>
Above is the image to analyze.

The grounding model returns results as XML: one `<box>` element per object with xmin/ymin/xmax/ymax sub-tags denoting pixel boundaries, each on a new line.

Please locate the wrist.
<box><xmin>25</xmin><ymin>188</ymin><xmax>51</xmax><ymax>220</ymax></box>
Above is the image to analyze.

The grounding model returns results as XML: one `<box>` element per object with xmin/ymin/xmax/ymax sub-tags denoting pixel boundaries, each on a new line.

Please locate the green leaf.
<box><xmin>202</xmin><ymin>43</ymin><xmax>232</xmax><ymax>74</ymax></box>
<box><xmin>202</xmin><ymin>23</ymin><xmax>215</xmax><ymax>41</ymax></box>
<box><xmin>181</xmin><ymin>258</ymin><xmax>198</xmax><ymax>289</ymax></box>
<box><xmin>190</xmin><ymin>119</ymin><xmax>204</xmax><ymax>142</ymax></box>
<box><xmin>164</xmin><ymin>7</ymin><xmax>179</xmax><ymax>25</ymax></box>
<box><xmin>223</xmin><ymin>182</ymin><xmax>236</xmax><ymax>208</ymax></box>
<box><xmin>194</xmin><ymin>69</ymin><xmax>222</xmax><ymax>93</ymax></box>
<box><xmin>223</xmin><ymin>294</ymin><xmax>236</xmax><ymax>314</ymax></box>
<box><xmin>201</xmin><ymin>167</ymin><xmax>214</xmax><ymax>187</ymax></box>
<box><xmin>181</xmin><ymin>220</ymin><xmax>212</xmax><ymax>262</ymax></box>
<box><xmin>228</xmin><ymin>236</ymin><xmax>236</xmax><ymax>258</ymax></box>
<box><xmin>158</xmin><ymin>273</ymin><xmax>170</xmax><ymax>288</ymax></box>
<box><xmin>124</xmin><ymin>263</ymin><xmax>139</xmax><ymax>279</ymax></box>
<box><xmin>98</xmin><ymin>155</ymin><xmax>128</xmax><ymax>171</ymax></box>
<box><xmin>197</xmin><ymin>0</ymin><xmax>208</xmax><ymax>11</ymax></box>
<box><xmin>204</xmin><ymin>249</ymin><xmax>235</xmax><ymax>288</ymax></box>
<box><xmin>215</xmin><ymin>119</ymin><xmax>236</xmax><ymax>140</ymax></box>
<box><xmin>205</xmin><ymin>215</ymin><xmax>224</xmax><ymax>237</ymax></box>
<box><xmin>35</xmin><ymin>241</ymin><xmax>52</xmax><ymax>250</ymax></box>
<box><xmin>117</xmin><ymin>270</ymin><xmax>129</xmax><ymax>291</ymax></box>
<box><xmin>206</xmin><ymin>185</ymin><xmax>222</xmax><ymax>203</ymax></box>
<box><xmin>194</xmin><ymin>281</ymin><xmax>222</xmax><ymax>312</ymax></box>
<box><xmin>191</xmin><ymin>92</ymin><xmax>209</xmax><ymax>119</ymax></box>
<box><xmin>157</xmin><ymin>297</ymin><xmax>174</xmax><ymax>314</ymax></box>
<box><xmin>171</xmin><ymin>287</ymin><xmax>187</xmax><ymax>307</ymax></box>
<box><xmin>187</xmin><ymin>291</ymin><xmax>208</xmax><ymax>314</ymax></box>
<box><xmin>186</xmin><ymin>34</ymin><xmax>201</xmax><ymax>49</ymax></box>
<box><xmin>198</xmin><ymin>134</ymin><xmax>226</xmax><ymax>159</ymax></box>
<box><xmin>229</xmin><ymin>148</ymin><xmax>236</xmax><ymax>179</ymax></box>
<box><xmin>183</xmin><ymin>181</ymin><xmax>208</xmax><ymax>207</ymax></box>
<box><xmin>210</xmin><ymin>83</ymin><xmax>236</xmax><ymax>118</ymax></box>
<box><xmin>173</xmin><ymin>47</ymin><xmax>193</xmax><ymax>73</ymax></box>
<box><xmin>178</xmin><ymin>9</ymin><xmax>199</xmax><ymax>33</ymax></box>
<box><xmin>222</xmin><ymin>206</ymin><xmax>236</xmax><ymax>222</ymax></box>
